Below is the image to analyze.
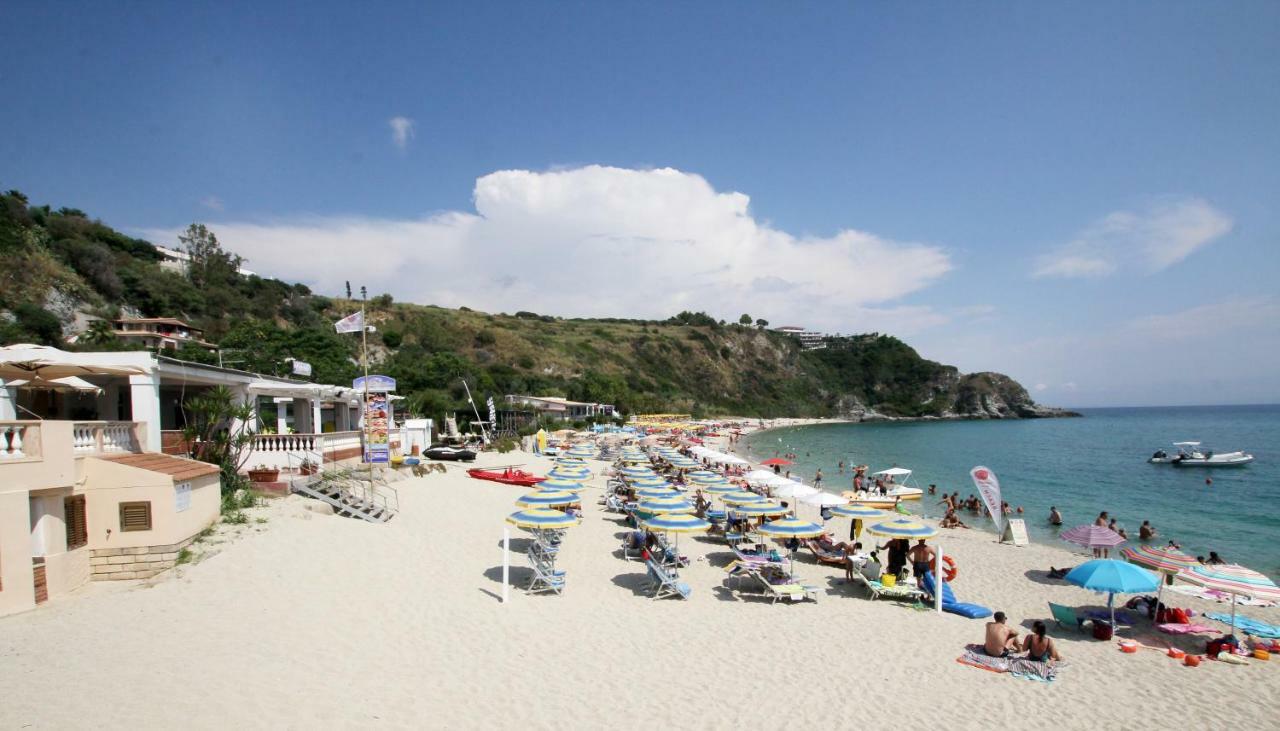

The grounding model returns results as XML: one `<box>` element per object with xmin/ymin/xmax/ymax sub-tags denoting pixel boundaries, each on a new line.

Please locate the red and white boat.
<box><xmin>467</xmin><ymin>467</ymin><xmax>546</xmax><ymax>487</ymax></box>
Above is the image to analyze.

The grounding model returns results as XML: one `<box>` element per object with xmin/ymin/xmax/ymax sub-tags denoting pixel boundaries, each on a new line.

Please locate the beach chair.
<box><xmin>753</xmin><ymin>571</ymin><xmax>819</xmax><ymax>604</ymax></box>
<box><xmin>850</xmin><ymin>571</ymin><xmax>924</xmax><ymax>602</ymax></box>
<box><xmin>619</xmin><ymin>534</ymin><xmax>645</xmax><ymax>561</ymax></box>
<box><xmin>526</xmin><ymin>555</ymin><xmax>566</xmax><ymax>595</ymax></box>
<box><xmin>644</xmin><ymin>558</ymin><xmax>692</xmax><ymax>601</ymax></box>
<box><xmin>1049</xmin><ymin>602</ymin><xmax>1087</xmax><ymax>632</ymax></box>
<box><xmin>805</xmin><ymin>539</ymin><xmax>849</xmax><ymax>567</ymax></box>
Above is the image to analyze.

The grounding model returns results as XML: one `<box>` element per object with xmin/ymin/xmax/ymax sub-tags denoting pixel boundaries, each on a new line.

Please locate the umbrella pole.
<box><xmin>935</xmin><ymin>545</ymin><xmax>943</xmax><ymax>614</ymax></box>
<box><xmin>1109</xmin><ymin>593</ymin><xmax>1116</xmax><ymax>630</ymax></box>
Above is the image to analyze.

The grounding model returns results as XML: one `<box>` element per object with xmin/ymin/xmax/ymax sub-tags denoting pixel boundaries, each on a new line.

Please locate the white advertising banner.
<box><xmin>970</xmin><ymin>466</ymin><xmax>1004</xmax><ymax>534</ymax></box>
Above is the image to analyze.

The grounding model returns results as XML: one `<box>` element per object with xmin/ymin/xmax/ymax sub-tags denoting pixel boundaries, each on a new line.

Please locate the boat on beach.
<box><xmin>1149</xmin><ymin>441</ymin><xmax>1254</xmax><ymax>467</ymax></box>
<box><xmin>467</xmin><ymin>467</ymin><xmax>546</xmax><ymax>486</ymax></box>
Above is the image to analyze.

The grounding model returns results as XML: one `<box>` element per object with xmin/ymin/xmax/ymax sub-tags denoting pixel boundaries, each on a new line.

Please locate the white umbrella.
<box><xmin>746</xmin><ymin>469</ymin><xmax>776</xmax><ymax>484</ymax></box>
<box><xmin>6</xmin><ymin>375</ymin><xmax>103</xmax><ymax>394</ymax></box>
<box><xmin>800</xmin><ymin>491</ymin><xmax>848</xmax><ymax>507</ymax></box>
<box><xmin>0</xmin><ymin>344</ymin><xmax>146</xmax><ymax>379</ymax></box>
<box><xmin>771</xmin><ymin>481</ymin><xmax>818</xmax><ymax>499</ymax></box>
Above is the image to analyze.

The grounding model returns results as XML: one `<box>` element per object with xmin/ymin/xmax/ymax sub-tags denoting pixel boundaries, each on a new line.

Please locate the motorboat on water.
<box><xmin>841</xmin><ymin>466</ymin><xmax>924</xmax><ymax>507</ymax></box>
<box><xmin>1149</xmin><ymin>441</ymin><xmax>1254</xmax><ymax>467</ymax></box>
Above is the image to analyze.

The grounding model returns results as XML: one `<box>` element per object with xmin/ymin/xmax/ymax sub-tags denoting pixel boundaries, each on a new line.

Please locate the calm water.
<box><xmin>742</xmin><ymin>405</ymin><xmax>1280</xmax><ymax>578</ymax></box>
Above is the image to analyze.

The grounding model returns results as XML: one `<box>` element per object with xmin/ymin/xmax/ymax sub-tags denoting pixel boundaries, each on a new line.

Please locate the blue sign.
<box><xmin>353</xmin><ymin>375</ymin><xmax>396</xmax><ymax>392</ymax></box>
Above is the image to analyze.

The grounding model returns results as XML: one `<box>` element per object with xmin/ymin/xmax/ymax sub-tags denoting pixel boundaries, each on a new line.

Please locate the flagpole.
<box><xmin>361</xmin><ymin>287</ymin><xmax>372</xmax><ymax>498</ymax></box>
<box><xmin>462</xmin><ymin>378</ymin><xmax>487</xmax><ymax>443</ymax></box>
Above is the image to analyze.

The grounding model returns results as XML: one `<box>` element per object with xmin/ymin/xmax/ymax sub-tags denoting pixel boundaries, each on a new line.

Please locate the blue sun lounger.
<box><xmin>920</xmin><ymin>572</ymin><xmax>993</xmax><ymax>619</ymax></box>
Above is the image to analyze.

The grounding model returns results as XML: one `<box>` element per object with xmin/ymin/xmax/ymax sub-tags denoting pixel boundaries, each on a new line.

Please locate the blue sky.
<box><xmin>2</xmin><ymin>2</ymin><xmax>1278</xmax><ymax>407</ymax></box>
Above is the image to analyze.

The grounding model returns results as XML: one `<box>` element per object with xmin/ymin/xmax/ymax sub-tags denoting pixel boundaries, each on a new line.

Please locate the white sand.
<box><xmin>2</xmin><ymin>442</ymin><xmax>1276</xmax><ymax>729</ymax></box>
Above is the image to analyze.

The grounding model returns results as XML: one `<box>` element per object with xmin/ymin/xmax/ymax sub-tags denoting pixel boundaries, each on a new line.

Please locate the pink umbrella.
<box><xmin>1060</xmin><ymin>524</ymin><xmax>1126</xmax><ymax>549</ymax></box>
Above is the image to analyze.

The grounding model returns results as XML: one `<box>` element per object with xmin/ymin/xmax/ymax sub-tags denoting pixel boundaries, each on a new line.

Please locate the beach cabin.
<box><xmin>0</xmin><ymin>418</ymin><xmax>222</xmax><ymax>617</ymax></box>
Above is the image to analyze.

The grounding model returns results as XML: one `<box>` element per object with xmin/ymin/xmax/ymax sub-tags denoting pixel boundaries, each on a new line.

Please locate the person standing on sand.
<box><xmin>909</xmin><ymin>539</ymin><xmax>935</xmax><ymax>580</ymax></box>
<box><xmin>814</xmin><ymin>469</ymin><xmax>823</xmax><ymax>488</ymax></box>
<box><xmin>1093</xmin><ymin>511</ymin><xmax>1109</xmax><ymax>558</ymax></box>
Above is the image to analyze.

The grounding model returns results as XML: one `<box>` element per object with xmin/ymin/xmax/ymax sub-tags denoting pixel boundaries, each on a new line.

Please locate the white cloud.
<box><xmin>144</xmin><ymin>166</ymin><xmax>952</xmax><ymax>333</ymax></box>
<box><xmin>200</xmin><ymin>196</ymin><xmax>224</xmax><ymax>212</ymax></box>
<box><xmin>1034</xmin><ymin>383</ymin><xmax>1047</xmax><ymax>392</ymax></box>
<box><xmin>388</xmin><ymin>116</ymin><xmax>414</xmax><ymax>150</ymax></box>
<box><xmin>1033</xmin><ymin>197</ymin><xmax>1232</xmax><ymax>279</ymax></box>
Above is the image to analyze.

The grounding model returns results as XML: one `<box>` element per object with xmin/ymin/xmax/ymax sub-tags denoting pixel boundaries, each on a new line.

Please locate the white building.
<box><xmin>154</xmin><ymin>245</ymin><xmax>257</xmax><ymax>278</ymax></box>
<box><xmin>504</xmin><ymin>395</ymin><xmax>617</xmax><ymax>421</ymax></box>
<box><xmin>773</xmin><ymin>325</ymin><xmax>827</xmax><ymax>350</ymax></box>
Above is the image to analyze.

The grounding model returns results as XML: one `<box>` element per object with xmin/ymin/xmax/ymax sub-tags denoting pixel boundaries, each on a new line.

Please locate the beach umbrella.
<box><xmin>619</xmin><ymin>466</ymin><xmax>656</xmax><ymax>476</ymax></box>
<box><xmin>637</xmin><ymin>497</ymin><xmax>695</xmax><ymax>514</ymax></box>
<box><xmin>801</xmin><ymin>492</ymin><xmax>848</xmax><ymax>506</ymax></box>
<box><xmin>6</xmin><ymin>374</ymin><xmax>104</xmax><ymax>393</ymax></box>
<box><xmin>760</xmin><ymin>458</ymin><xmax>793</xmax><ymax>466</ymax></box>
<box><xmin>732</xmin><ymin>501</ymin><xmax>790</xmax><ymax>517</ymax></box>
<box><xmin>1065</xmin><ymin>559</ymin><xmax>1160</xmax><ymax>628</ymax></box>
<box><xmin>628</xmin><ymin>477</ymin><xmax>670</xmax><ymax>488</ymax></box>
<box><xmin>702</xmin><ymin>483</ymin><xmax>740</xmax><ymax>495</ymax></box>
<box><xmin>687</xmin><ymin>470</ymin><xmax>721</xmax><ymax>480</ymax></box>
<box><xmin>770</xmin><ymin>481</ymin><xmax>818</xmax><ymax>499</ymax></box>
<box><xmin>690</xmin><ymin>474</ymin><xmax>730</xmax><ymax>486</ymax></box>
<box><xmin>547</xmin><ymin>467</ymin><xmax>590</xmax><ymax>480</ymax></box>
<box><xmin>506</xmin><ymin>508</ymin><xmax>579</xmax><ymax>530</ymax></box>
<box><xmin>830</xmin><ymin>504</ymin><xmax>885</xmax><ymax>540</ymax></box>
<box><xmin>1181</xmin><ymin>563</ymin><xmax>1280</xmax><ymax>634</ymax></box>
<box><xmin>0</xmin><ymin>344</ymin><xmax>147</xmax><ymax>379</ymax></box>
<box><xmin>745</xmin><ymin>469</ymin><xmax>777</xmax><ymax>485</ymax></box>
<box><xmin>757</xmin><ymin>518</ymin><xmax>826</xmax><ymax>577</ymax></box>
<box><xmin>515</xmin><ymin>490</ymin><xmax>581</xmax><ymax>508</ymax></box>
<box><xmin>635</xmin><ymin>487</ymin><xmax>680</xmax><ymax>499</ymax></box>
<box><xmin>1121</xmin><ymin>544</ymin><xmax>1196</xmax><ymax>616</ymax></box>
<box><xmin>721</xmin><ymin>491</ymin><xmax>766</xmax><ymax>505</ymax></box>
<box><xmin>1059</xmin><ymin>525</ymin><xmax>1126</xmax><ymax>552</ymax></box>
<box><xmin>865</xmin><ymin>517</ymin><xmax>938</xmax><ymax>539</ymax></box>
<box><xmin>537</xmin><ymin>477</ymin><xmax>585</xmax><ymax>491</ymax></box>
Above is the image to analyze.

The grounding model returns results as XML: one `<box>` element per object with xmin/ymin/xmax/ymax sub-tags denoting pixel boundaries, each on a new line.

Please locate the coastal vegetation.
<box><xmin>0</xmin><ymin>190</ymin><xmax>1065</xmax><ymax>422</ymax></box>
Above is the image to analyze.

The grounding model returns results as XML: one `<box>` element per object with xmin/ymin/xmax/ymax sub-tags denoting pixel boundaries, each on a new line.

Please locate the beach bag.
<box><xmin>1171</xmin><ymin>608</ymin><xmax>1191</xmax><ymax>624</ymax></box>
<box><xmin>1092</xmin><ymin>620</ymin><xmax>1114</xmax><ymax>641</ymax></box>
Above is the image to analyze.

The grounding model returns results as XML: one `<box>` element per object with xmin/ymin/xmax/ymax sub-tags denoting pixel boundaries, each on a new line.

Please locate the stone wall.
<box><xmin>89</xmin><ymin>535</ymin><xmax>196</xmax><ymax>581</ymax></box>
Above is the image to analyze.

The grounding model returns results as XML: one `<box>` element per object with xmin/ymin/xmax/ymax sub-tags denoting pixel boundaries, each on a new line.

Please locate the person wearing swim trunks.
<box><xmin>984</xmin><ymin>612</ymin><xmax>1020</xmax><ymax>658</ymax></box>
<box><xmin>908</xmin><ymin>539</ymin><xmax>935</xmax><ymax>581</ymax></box>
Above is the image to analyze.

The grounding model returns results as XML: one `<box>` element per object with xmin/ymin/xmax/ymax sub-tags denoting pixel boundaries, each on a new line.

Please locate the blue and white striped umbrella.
<box><xmin>547</xmin><ymin>467</ymin><xmax>590</xmax><ymax>480</ymax></box>
<box><xmin>831</xmin><ymin>505</ymin><xmax>886</xmax><ymax>519</ymax></box>
<box><xmin>636</xmin><ymin>487</ymin><xmax>681</xmax><ymax>499</ymax></box>
<box><xmin>628</xmin><ymin>477</ymin><xmax>670</xmax><ymax>488</ymax></box>
<box><xmin>619</xmin><ymin>466</ymin><xmax>657</xmax><ymax>477</ymax></box>
<box><xmin>702</xmin><ymin>483</ymin><xmax>740</xmax><ymax>495</ymax></box>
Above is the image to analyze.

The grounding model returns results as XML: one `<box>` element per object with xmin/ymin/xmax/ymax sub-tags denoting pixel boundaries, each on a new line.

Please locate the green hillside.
<box><xmin>0</xmin><ymin>189</ymin><xmax>1071</xmax><ymax>422</ymax></box>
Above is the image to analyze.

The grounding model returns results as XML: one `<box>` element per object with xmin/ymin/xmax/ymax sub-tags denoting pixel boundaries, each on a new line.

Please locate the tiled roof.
<box><xmin>99</xmin><ymin>453</ymin><xmax>220</xmax><ymax>481</ymax></box>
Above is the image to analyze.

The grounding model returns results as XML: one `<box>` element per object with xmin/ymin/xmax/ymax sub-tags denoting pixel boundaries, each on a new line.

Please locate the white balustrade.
<box><xmin>72</xmin><ymin>423</ymin><xmax>98</xmax><ymax>453</ymax></box>
<box><xmin>102</xmin><ymin>422</ymin><xmax>134</xmax><ymax>452</ymax></box>
<box><xmin>1</xmin><ymin>423</ymin><xmax>28</xmax><ymax>460</ymax></box>
<box><xmin>70</xmin><ymin>422</ymin><xmax>140</xmax><ymax>455</ymax></box>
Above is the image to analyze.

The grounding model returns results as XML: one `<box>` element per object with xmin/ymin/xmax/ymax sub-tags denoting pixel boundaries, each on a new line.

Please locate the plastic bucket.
<box><xmin>1167</xmin><ymin>648</ymin><xmax>1186</xmax><ymax>660</ymax></box>
<box><xmin>1119</xmin><ymin>640</ymin><xmax>1138</xmax><ymax>653</ymax></box>
<box><xmin>881</xmin><ymin>574</ymin><xmax>897</xmax><ymax>587</ymax></box>
<box><xmin>1184</xmin><ymin>655</ymin><xmax>1202</xmax><ymax>667</ymax></box>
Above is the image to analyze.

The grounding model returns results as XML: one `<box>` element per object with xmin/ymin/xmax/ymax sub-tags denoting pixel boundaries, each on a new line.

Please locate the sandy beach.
<box><xmin>2</xmin><ymin>435</ymin><xmax>1277</xmax><ymax>730</ymax></box>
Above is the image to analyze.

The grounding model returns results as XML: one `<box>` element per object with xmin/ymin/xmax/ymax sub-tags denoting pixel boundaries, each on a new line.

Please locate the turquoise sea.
<box><xmin>741</xmin><ymin>405</ymin><xmax>1280</xmax><ymax>578</ymax></box>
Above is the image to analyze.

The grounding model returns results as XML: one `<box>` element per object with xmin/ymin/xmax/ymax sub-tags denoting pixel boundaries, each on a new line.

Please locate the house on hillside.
<box><xmin>110</xmin><ymin>318</ymin><xmax>218</xmax><ymax>352</ymax></box>
<box><xmin>773</xmin><ymin>325</ymin><xmax>827</xmax><ymax>350</ymax></box>
<box><xmin>504</xmin><ymin>394</ymin><xmax>616</xmax><ymax>421</ymax></box>
<box><xmin>154</xmin><ymin>245</ymin><xmax>257</xmax><ymax>277</ymax></box>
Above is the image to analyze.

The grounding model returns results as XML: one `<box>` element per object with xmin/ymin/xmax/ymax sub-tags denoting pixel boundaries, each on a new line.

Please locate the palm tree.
<box><xmin>80</xmin><ymin>319</ymin><xmax>118</xmax><ymax>346</ymax></box>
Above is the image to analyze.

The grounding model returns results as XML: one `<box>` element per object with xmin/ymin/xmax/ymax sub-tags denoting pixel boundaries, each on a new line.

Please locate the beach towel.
<box><xmin>1205</xmin><ymin>613</ymin><xmax>1280</xmax><ymax>638</ymax></box>
<box><xmin>1157</xmin><ymin>623</ymin><xmax>1221</xmax><ymax>635</ymax></box>
<box><xmin>956</xmin><ymin>644</ymin><xmax>1060</xmax><ymax>682</ymax></box>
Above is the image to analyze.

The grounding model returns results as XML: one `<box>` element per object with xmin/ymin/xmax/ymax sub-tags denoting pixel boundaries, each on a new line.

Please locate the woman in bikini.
<box><xmin>1021</xmin><ymin>621</ymin><xmax>1062</xmax><ymax>662</ymax></box>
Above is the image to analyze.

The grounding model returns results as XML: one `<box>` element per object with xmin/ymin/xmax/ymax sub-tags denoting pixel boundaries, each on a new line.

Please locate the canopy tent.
<box><xmin>872</xmin><ymin>467</ymin><xmax>912</xmax><ymax>477</ymax></box>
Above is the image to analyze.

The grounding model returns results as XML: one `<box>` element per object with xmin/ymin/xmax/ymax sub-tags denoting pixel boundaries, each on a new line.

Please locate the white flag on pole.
<box><xmin>970</xmin><ymin>466</ymin><xmax>1005</xmax><ymax>534</ymax></box>
<box><xmin>487</xmin><ymin>397</ymin><xmax>496</xmax><ymax>426</ymax></box>
<box><xmin>334</xmin><ymin>311</ymin><xmax>364</xmax><ymax>333</ymax></box>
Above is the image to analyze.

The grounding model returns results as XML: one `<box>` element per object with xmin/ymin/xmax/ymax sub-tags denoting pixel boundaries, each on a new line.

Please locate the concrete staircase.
<box><xmin>290</xmin><ymin>472</ymin><xmax>398</xmax><ymax>523</ymax></box>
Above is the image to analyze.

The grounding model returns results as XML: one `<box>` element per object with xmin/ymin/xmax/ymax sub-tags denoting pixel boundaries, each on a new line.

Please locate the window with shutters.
<box><xmin>119</xmin><ymin>501</ymin><xmax>152</xmax><ymax>532</ymax></box>
<box><xmin>64</xmin><ymin>495</ymin><xmax>88</xmax><ymax>550</ymax></box>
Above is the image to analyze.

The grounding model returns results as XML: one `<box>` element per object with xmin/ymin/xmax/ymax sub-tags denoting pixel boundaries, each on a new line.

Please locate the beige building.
<box><xmin>0</xmin><ymin>419</ymin><xmax>219</xmax><ymax>618</ymax></box>
<box><xmin>111</xmin><ymin>317</ymin><xmax>218</xmax><ymax>352</ymax></box>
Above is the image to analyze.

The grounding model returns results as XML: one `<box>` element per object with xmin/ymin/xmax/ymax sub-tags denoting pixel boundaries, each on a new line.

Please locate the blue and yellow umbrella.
<box><xmin>830</xmin><ymin>505</ymin><xmax>886</xmax><ymax>519</ymax></box>
<box><xmin>701</xmin><ymin>483</ymin><xmax>740</xmax><ymax>495</ymax></box>
<box><xmin>721</xmin><ymin>491</ymin><xmax>766</xmax><ymax>505</ymax></box>
<box><xmin>636</xmin><ymin>497</ymin><xmax>695</xmax><ymax>514</ymax></box>
<box><xmin>547</xmin><ymin>467</ymin><xmax>590</xmax><ymax>480</ymax></box>
<box><xmin>515</xmin><ymin>490</ymin><xmax>581</xmax><ymax>508</ymax></box>
<box><xmin>865</xmin><ymin>517</ymin><xmax>938</xmax><ymax>539</ymax></box>
<box><xmin>757</xmin><ymin>518</ymin><xmax>826</xmax><ymax>538</ymax></box>
<box><xmin>732</xmin><ymin>501</ymin><xmax>790</xmax><ymax>517</ymax></box>
<box><xmin>628</xmin><ymin>477</ymin><xmax>669</xmax><ymax>488</ymax></box>
<box><xmin>506</xmin><ymin>509</ymin><xmax>579</xmax><ymax>530</ymax></box>
<box><xmin>537</xmin><ymin>477</ymin><xmax>585</xmax><ymax>491</ymax></box>
<box><xmin>642</xmin><ymin>513</ymin><xmax>711</xmax><ymax>534</ymax></box>
<box><xmin>636</xmin><ymin>487</ymin><xmax>681</xmax><ymax>499</ymax></box>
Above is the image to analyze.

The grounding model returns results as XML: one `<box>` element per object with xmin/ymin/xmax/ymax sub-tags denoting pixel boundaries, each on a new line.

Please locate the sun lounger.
<box><xmin>805</xmin><ymin>539</ymin><xmax>849</xmax><ymax>567</ymax></box>
<box><xmin>755</xmin><ymin>575</ymin><xmax>818</xmax><ymax>604</ymax></box>
<box><xmin>1049</xmin><ymin>602</ymin><xmax>1087</xmax><ymax>632</ymax></box>
<box><xmin>919</xmin><ymin>572</ymin><xmax>992</xmax><ymax>618</ymax></box>
<box><xmin>644</xmin><ymin>558</ymin><xmax>692</xmax><ymax>600</ymax></box>
<box><xmin>849</xmin><ymin>571</ymin><xmax>924</xmax><ymax>602</ymax></box>
<box><xmin>526</xmin><ymin>554</ymin><xmax>566</xmax><ymax>595</ymax></box>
